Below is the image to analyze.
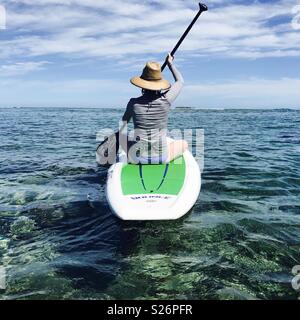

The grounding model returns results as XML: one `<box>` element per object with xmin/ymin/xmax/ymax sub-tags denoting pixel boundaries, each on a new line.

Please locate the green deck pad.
<box><xmin>121</xmin><ymin>157</ymin><xmax>186</xmax><ymax>196</ymax></box>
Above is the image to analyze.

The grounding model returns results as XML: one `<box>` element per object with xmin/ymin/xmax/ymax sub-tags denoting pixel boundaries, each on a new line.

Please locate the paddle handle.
<box><xmin>161</xmin><ymin>3</ymin><xmax>208</xmax><ymax>71</ymax></box>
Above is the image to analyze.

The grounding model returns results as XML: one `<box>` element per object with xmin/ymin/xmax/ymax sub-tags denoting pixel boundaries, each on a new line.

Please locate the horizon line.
<box><xmin>0</xmin><ymin>106</ymin><xmax>300</xmax><ymax>110</ymax></box>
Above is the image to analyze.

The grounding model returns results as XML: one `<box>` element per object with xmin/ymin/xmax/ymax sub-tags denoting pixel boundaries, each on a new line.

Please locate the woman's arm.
<box><xmin>165</xmin><ymin>55</ymin><xmax>184</xmax><ymax>104</ymax></box>
<box><xmin>122</xmin><ymin>99</ymin><xmax>134</xmax><ymax>123</ymax></box>
<box><xmin>120</xmin><ymin>99</ymin><xmax>134</xmax><ymax>133</ymax></box>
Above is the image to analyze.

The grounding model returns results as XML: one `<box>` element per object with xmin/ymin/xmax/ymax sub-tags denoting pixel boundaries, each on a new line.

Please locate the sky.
<box><xmin>0</xmin><ymin>0</ymin><xmax>300</xmax><ymax>108</ymax></box>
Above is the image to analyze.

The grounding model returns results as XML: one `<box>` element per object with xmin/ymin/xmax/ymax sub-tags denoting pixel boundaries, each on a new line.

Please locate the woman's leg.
<box><xmin>166</xmin><ymin>140</ymin><xmax>189</xmax><ymax>163</ymax></box>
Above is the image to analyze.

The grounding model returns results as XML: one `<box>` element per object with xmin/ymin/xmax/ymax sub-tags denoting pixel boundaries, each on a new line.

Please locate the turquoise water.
<box><xmin>0</xmin><ymin>108</ymin><xmax>299</xmax><ymax>300</ymax></box>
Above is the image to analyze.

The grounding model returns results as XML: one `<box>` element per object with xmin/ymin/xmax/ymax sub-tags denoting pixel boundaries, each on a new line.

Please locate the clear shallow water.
<box><xmin>0</xmin><ymin>107</ymin><xmax>299</xmax><ymax>300</ymax></box>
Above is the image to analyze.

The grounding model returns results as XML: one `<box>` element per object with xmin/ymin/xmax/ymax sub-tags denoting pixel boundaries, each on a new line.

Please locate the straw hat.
<box><xmin>130</xmin><ymin>62</ymin><xmax>171</xmax><ymax>91</ymax></box>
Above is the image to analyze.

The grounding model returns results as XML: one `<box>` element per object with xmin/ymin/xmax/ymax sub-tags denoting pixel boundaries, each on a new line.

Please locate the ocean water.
<box><xmin>0</xmin><ymin>107</ymin><xmax>299</xmax><ymax>300</ymax></box>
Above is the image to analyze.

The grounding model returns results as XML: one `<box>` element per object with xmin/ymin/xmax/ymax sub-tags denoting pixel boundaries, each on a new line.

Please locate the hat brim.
<box><xmin>130</xmin><ymin>77</ymin><xmax>171</xmax><ymax>91</ymax></box>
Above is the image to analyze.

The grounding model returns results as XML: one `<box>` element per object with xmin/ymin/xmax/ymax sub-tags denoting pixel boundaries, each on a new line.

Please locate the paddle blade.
<box><xmin>199</xmin><ymin>3</ymin><xmax>208</xmax><ymax>12</ymax></box>
<box><xmin>96</xmin><ymin>132</ymin><xmax>120</xmax><ymax>166</ymax></box>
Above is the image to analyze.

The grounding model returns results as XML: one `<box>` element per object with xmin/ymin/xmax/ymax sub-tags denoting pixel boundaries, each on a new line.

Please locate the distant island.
<box><xmin>174</xmin><ymin>106</ymin><xmax>193</xmax><ymax>111</ymax></box>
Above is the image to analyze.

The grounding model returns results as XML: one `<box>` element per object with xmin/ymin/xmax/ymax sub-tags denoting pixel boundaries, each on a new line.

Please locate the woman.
<box><xmin>121</xmin><ymin>54</ymin><xmax>188</xmax><ymax>164</ymax></box>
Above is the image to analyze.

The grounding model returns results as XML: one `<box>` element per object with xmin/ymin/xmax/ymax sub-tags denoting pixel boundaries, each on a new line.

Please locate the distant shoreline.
<box><xmin>0</xmin><ymin>106</ymin><xmax>300</xmax><ymax>110</ymax></box>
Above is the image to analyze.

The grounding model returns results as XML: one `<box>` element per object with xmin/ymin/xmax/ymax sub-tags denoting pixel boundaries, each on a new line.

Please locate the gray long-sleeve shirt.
<box><xmin>122</xmin><ymin>63</ymin><xmax>184</xmax><ymax>159</ymax></box>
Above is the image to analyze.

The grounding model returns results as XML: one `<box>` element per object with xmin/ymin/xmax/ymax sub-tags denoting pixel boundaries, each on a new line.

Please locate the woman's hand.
<box><xmin>167</xmin><ymin>53</ymin><xmax>174</xmax><ymax>65</ymax></box>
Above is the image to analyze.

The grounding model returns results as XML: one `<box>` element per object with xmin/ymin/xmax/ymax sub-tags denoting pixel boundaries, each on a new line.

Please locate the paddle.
<box><xmin>161</xmin><ymin>3</ymin><xmax>208</xmax><ymax>71</ymax></box>
<box><xmin>96</xmin><ymin>2</ymin><xmax>208</xmax><ymax>166</ymax></box>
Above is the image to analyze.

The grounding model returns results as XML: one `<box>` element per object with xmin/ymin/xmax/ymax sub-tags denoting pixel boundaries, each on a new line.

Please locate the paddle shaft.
<box><xmin>161</xmin><ymin>3</ymin><xmax>208</xmax><ymax>71</ymax></box>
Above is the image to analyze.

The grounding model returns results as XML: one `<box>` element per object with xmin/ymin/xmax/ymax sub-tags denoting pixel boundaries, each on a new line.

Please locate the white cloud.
<box><xmin>0</xmin><ymin>77</ymin><xmax>134</xmax><ymax>107</ymax></box>
<box><xmin>181</xmin><ymin>77</ymin><xmax>300</xmax><ymax>108</ymax></box>
<box><xmin>0</xmin><ymin>4</ymin><xmax>6</xmax><ymax>29</ymax></box>
<box><xmin>1</xmin><ymin>0</ymin><xmax>300</xmax><ymax>62</ymax></box>
<box><xmin>0</xmin><ymin>61</ymin><xmax>49</xmax><ymax>76</ymax></box>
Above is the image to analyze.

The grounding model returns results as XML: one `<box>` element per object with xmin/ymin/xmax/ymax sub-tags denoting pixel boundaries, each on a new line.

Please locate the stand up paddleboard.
<box><xmin>105</xmin><ymin>146</ymin><xmax>201</xmax><ymax>221</ymax></box>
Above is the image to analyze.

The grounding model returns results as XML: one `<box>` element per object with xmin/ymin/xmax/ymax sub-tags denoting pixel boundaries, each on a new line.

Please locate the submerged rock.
<box><xmin>0</xmin><ymin>237</ymin><xmax>9</xmax><ymax>254</ymax></box>
<box><xmin>11</xmin><ymin>191</ymin><xmax>38</xmax><ymax>206</ymax></box>
<box><xmin>10</xmin><ymin>217</ymin><xmax>36</xmax><ymax>239</ymax></box>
